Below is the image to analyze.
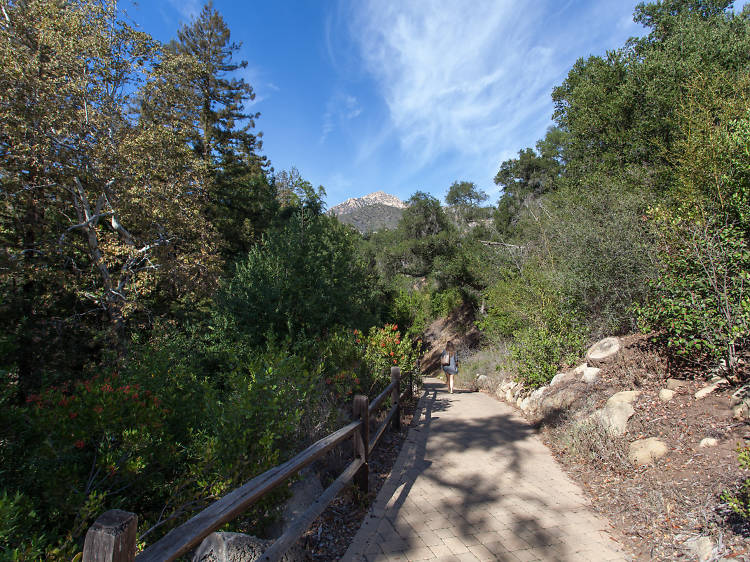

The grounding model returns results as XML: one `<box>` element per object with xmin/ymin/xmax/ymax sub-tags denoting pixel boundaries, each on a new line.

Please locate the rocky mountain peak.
<box><xmin>328</xmin><ymin>191</ymin><xmax>406</xmax><ymax>233</ymax></box>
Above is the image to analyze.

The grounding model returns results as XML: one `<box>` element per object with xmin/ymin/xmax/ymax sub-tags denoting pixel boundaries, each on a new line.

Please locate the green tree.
<box><xmin>0</xmin><ymin>0</ymin><xmax>220</xmax><ymax>392</ymax></box>
<box><xmin>168</xmin><ymin>2</ymin><xmax>275</xmax><ymax>262</ymax></box>
<box><xmin>494</xmin><ymin>128</ymin><xmax>567</xmax><ymax>236</ymax></box>
<box><xmin>220</xmin><ymin>212</ymin><xmax>377</xmax><ymax>345</ymax></box>
<box><xmin>445</xmin><ymin>181</ymin><xmax>488</xmax><ymax>224</ymax></box>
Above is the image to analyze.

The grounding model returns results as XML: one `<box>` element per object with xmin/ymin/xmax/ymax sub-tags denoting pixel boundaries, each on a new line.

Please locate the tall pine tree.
<box><xmin>169</xmin><ymin>2</ymin><xmax>277</xmax><ymax>261</ymax></box>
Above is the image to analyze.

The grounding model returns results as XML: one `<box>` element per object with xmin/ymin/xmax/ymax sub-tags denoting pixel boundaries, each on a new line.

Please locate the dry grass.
<box><xmin>453</xmin><ymin>343</ymin><xmax>513</xmax><ymax>391</ymax></box>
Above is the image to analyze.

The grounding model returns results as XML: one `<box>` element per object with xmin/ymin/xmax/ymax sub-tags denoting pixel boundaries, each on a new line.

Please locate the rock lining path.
<box><xmin>343</xmin><ymin>378</ymin><xmax>628</xmax><ymax>561</ymax></box>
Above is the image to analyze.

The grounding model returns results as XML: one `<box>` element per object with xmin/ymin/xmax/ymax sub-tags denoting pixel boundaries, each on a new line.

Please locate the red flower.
<box><xmin>393</xmin><ymin>359</ymin><xmax>397</xmax><ymax>364</ymax></box>
<box><xmin>69</xmin><ymin>412</ymin><xmax>78</xmax><ymax>419</ymax></box>
<box><xmin>395</xmin><ymin>340</ymin><xmax>400</xmax><ymax>344</ymax></box>
<box><xmin>74</xmin><ymin>440</ymin><xmax>85</xmax><ymax>449</ymax></box>
<box><xmin>326</xmin><ymin>378</ymin><xmax>332</xmax><ymax>384</ymax></box>
<box><xmin>356</xmin><ymin>339</ymin><xmax>361</xmax><ymax>343</ymax></box>
<box><xmin>93</xmin><ymin>405</ymin><xmax>103</xmax><ymax>414</ymax></box>
<box><xmin>392</xmin><ymin>324</ymin><xmax>398</xmax><ymax>331</ymax></box>
<box><xmin>390</xmin><ymin>351</ymin><xmax>394</xmax><ymax>356</ymax></box>
<box><xmin>380</xmin><ymin>342</ymin><xmax>385</xmax><ymax>347</ymax></box>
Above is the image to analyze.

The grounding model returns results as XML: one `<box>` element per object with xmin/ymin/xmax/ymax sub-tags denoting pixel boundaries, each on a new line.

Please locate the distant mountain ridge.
<box><xmin>328</xmin><ymin>191</ymin><xmax>406</xmax><ymax>233</ymax></box>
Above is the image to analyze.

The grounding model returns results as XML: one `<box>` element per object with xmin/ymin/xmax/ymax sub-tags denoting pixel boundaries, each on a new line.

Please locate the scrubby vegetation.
<box><xmin>3</xmin><ymin>0</ymin><xmax>750</xmax><ymax>558</ymax></box>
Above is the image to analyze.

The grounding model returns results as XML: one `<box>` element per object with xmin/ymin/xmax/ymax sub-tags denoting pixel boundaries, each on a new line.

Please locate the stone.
<box><xmin>666</xmin><ymin>378</ymin><xmax>689</xmax><ymax>390</ymax></box>
<box><xmin>580</xmin><ymin>366</ymin><xmax>600</xmax><ymax>384</ymax></box>
<box><xmin>475</xmin><ymin>374</ymin><xmax>490</xmax><ymax>390</ymax></box>
<box><xmin>593</xmin><ymin>391</ymin><xmax>641</xmax><ymax>436</ymax></box>
<box><xmin>732</xmin><ymin>403</ymin><xmax>749</xmax><ymax>420</ymax></box>
<box><xmin>699</xmin><ymin>438</ymin><xmax>718</xmax><ymax>448</ymax></box>
<box><xmin>519</xmin><ymin>397</ymin><xmax>531</xmax><ymax>411</ymax></box>
<box><xmin>539</xmin><ymin>386</ymin><xmax>583</xmax><ymax>415</ymax></box>
<box><xmin>573</xmin><ymin>363</ymin><xmax>588</xmax><ymax>375</ymax></box>
<box><xmin>628</xmin><ymin>437</ymin><xmax>668</xmax><ymax>466</ymax></box>
<box><xmin>684</xmin><ymin>536</ymin><xmax>714</xmax><ymax>562</ymax></box>
<box><xmin>550</xmin><ymin>371</ymin><xmax>574</xmax><ymax>387</ymax></box>
<box><xmin>505</xmin><ymin>389</ymin><xmax>513</xmax><ymax>402</ymax></box>
<box><xmin>193</xmin><ymin>532</ymin><xmax>305</xmax><ymax>562</ymax></box>
<box><xmin>695</xmin><ymin>384</ymin><xmax>720</xmax><ymax>400</ymax></box>
<box><xmin>659</xmin><ymin>389</ymin><xmax>675</xmax><ymax>402</ymax></box>
<box><xmin>585</xmin><ymin>337</ymin><xmax>621</xmax><ymax>366</ymax></box>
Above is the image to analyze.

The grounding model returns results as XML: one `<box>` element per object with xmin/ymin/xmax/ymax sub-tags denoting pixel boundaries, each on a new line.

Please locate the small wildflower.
<box><xmin>94</xmin><ymin>405</ymin><xmax>103</xmax><ymax>414</ymax></box>
<box><xmin>69</xmin><ymin>412</ymin><xmax>78</xmax><ymax>419</ymax></box>
<box><xmin>74</xmin><ymin>440</ymin><xmax>85</xmax><ymax>449</ymax></box>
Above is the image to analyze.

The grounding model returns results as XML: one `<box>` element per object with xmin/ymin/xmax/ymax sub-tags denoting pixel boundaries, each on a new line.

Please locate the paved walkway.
<box><xmin>343</xmin><ymin>378</ymin><xmax>628</xmax><ymax>561</ymax></box>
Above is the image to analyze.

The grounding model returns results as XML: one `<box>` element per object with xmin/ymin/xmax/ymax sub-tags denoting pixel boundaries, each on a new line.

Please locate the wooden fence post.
<box><xmin>82</xmin><ymin>509</ymin><xmax>137</xmax><ymax>562</ymax></box>
<box><xmin>391</xmin><ymin>366</ymin><xmax>401</xmax><ymax>431</ymax></box>
<box><xmin>352</xmin><ymin>394</ymin><xmax>369</xmax><ymax>493</ymax></box>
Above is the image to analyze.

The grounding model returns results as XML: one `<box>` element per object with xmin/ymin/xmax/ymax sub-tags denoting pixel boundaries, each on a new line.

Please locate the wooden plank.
<box><xmin>391</xmin><ymin>367</ymin><xmax>401</xmax><ymax>431</ymax></box>
<box><xmin>136</xmin><ymin>420</ymin><xmax>361</xmax><ymax>562</ymax></box>
<box><xmin>83</xmin><ymin>509</ymin><xmax>137</xmax><ymax>562</ymax></box>
<box><xmin>368</xmin><ymin>402</ymin><xmax>398</xmax><ymax>455</ymax></box>
<box><xmin>352</xmin><ymin>395</ymin><xmax>370</xmax><ymax>493</ymax></box>
<box><xmin>258</xmin><ymin>458</ymin><xmax>364</xmax><ymax>562</ymax></box>
<box><xmin>368</xmin><ymin>380</ymin><xmax>397</xmax><ymax>414</ymax></box>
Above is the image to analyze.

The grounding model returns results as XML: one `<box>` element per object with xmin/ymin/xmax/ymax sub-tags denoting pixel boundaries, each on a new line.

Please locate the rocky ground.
<box><xmin>462</xmin><ymin>334</ymin><xmax>750</xmax><ymax>561</ymax></box>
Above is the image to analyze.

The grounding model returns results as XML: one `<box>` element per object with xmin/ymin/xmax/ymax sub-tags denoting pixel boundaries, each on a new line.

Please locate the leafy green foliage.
<box><xmin>721</xmin><ymin>442</ymin><xmax>750</xmax><ymax>519</ymax></box>
<box><xmin>220</xmin><ymin>211</ymin><xmax>377</xmax><ymax>346</ymax></box>
<box><xmin>479</xmin><ymin>266</ymin><xmax>587</xmax><ymax>387</ymax></box>
<box><xmin>636</xmin><ymin>211</ymin><xmax>750</xmax><ymax>375</ymax></box>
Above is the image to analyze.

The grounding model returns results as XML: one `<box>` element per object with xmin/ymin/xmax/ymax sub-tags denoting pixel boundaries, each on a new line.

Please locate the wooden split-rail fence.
<box><xmin>82</xmin><ymin>367</ymin><xmax>413</xmax><ymax>562</ymax></box>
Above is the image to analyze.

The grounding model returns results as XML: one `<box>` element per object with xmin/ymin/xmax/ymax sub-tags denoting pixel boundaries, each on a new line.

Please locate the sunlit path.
<box><xmin>344</xmin><ymin>378</ymin><xmax>628</xmax><ymax>562</ymax></box>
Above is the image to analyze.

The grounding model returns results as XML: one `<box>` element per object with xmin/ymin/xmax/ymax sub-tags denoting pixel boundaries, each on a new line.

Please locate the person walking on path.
<box><xmin>441</xmin><ymin>340</ymin><xmax>458</xmax><ymax>393</ymax></box>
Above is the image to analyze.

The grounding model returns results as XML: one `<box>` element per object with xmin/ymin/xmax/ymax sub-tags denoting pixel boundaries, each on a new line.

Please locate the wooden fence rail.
<box><xmin>82</xmin><ymin>367</ymin><xmax>408</xmax><ymax>562</ymax></box>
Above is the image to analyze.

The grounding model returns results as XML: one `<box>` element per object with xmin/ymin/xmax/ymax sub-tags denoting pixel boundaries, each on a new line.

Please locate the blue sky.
<box><xmin>129</xmin><ymin>1</ymin><xmax>654</xmax><ymax>207</ymax></box>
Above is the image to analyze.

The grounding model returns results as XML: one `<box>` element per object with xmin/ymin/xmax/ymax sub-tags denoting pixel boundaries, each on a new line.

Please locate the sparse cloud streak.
<box><xmin>343</xmin><ymin>0</ymin><xmax>639</xmax><ymax>194</ymax></box>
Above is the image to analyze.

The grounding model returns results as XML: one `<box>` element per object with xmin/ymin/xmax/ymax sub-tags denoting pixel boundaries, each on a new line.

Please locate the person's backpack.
<box><xmin>440</xmin><ymin>351</ymin><xmax>451</xmax><ymax>366</ymax></box>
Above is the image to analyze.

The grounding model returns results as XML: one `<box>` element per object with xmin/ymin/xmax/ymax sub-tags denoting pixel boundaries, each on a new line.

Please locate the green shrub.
<box><xmin>509</xmin><ymin>318</ymin><xmax>587</xmax><ymax>388</ymax></box>
<box><xmin>362</xmin><ymin>324</ymin><xmax>419</xmax><ymax>395</ymax></box>
<box><xmin>636</xmin><ymin>210</ymin><xmax>750</xmax><ymax>377</ymax></box>
<box><xmin>430</xmin><ymin>288</ymin><xmax>463</xmax><ymax>318</ymax></box>
<box><xmin>479</xmin><ymin>266</ymin><xmax>587</xmax><ymax>388</ymax></box>
<box><xmin>390</xmin><ymin>288</ymin><xmax>432</xmax><ymax>337</ymax></box>
<box><xmin>721</xmin><ymin>443</ymin><xmax>750</xmax><ymax>519</ymax></box>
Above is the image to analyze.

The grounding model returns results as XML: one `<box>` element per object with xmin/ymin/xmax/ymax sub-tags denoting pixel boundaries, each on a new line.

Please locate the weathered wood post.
<box><xmin>82</xmin><ymin>509</ymin><xmax>137</xmax><ymax>562</ymax></box>
<box><xmin>391</xmin><ymin>366</ymin><xmax>401</xmax><ymax>431</ymax></box>
<box><xmin>352</xmin><ymin>394</ymin><xmax>369</xmax><ymax>493</ymax></box>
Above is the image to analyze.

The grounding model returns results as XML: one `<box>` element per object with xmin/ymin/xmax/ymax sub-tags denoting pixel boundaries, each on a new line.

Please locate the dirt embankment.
<box><xmin>419</xmin><ymin>303</ymin><xmax>481</xmax><ymax>376</ymax></box>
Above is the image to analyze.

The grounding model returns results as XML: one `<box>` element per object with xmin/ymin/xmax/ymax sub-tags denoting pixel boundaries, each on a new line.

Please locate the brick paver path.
<box><xmin>343</xmin><ymin>378</ymin><xmax>628</xmax><ymax>561</ymax></box>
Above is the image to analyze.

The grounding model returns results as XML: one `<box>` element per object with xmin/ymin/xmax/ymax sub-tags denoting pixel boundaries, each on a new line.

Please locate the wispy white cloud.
<box><xmin>166</xmin><ymin>0</ymin><xmax>201</xmax><ymax>23</ymax></box>
<box><xmin>321</xmin><ymin>93</ymin><xmax>362</xmax><ymax>142</ymax></box>
<box><xmin>344</xmin><ymin>0</ymin><xmax>640</xmax><ymax>188</ymax></box>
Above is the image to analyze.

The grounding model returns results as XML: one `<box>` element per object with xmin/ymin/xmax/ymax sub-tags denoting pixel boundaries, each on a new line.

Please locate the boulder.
<box><xmin>666</xmin><ymin>378</ymin><xmax>689</xmax><ymax>390</ymax></box>
<box><xmin>581</xmin><ymin>367</ymin><xmax>600</xmax><ymax>384</ymax></box>
<box><xmin>699</xmin><ymin>437</ymin><xmax>718</xmax><ymax>448</ymax></box>
<box><xmin>538</xmin><ymin>385</ymin><xmax>584</xmax><ymax>416</ymax></box>
<box><xmin>593</xmin><ymin>391</ymin><xmax>640</xmax><ymax>436</ymax></box>
<box><xmin>475</xmin><ymin>374</ymin><xmax>491</xmax><ymax>390</ymax></box>
<box><xmin>684</xmin><ymin>536</ymin><xmax>714</xmax><ymax>562</ymax></box>
<box><xmin>549</xmin><ymin>371</ymin><xmax>574</xmax><ymax>387</ymax></box>
<box><xmin>659</xmin><ymin>389</ymin><xmax>675</xmax><ymax>402</ymax></box>
<box><xmin>585</xmin><ymin>337</ymin><xmax>621</xmax><ymax>366</ymax></box>
<box><xmin>193</xmin><ymin>532</ymin><xmax>305</xmax><ymax>562</ymax></box>
<box><xmin>732</xmin><ymin>403</ymin><xmax>749</xmax><ymax>420</ymax></box>
<box><xmin>628</xmin><ymin>437</ymin><xmax>668</xmax><ymax>466</ymax></box>
<box><xmin>695</xmin><ymin>384</ymin><xmax>720</xmax><ymax>400</ymax></box>
<box><xmin>572</xmin><ymin>363</ymin><xmax>588</xmax><ymax>375</ymax></box>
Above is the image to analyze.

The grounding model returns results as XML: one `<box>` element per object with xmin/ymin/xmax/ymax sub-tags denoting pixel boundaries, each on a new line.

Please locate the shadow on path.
<box><xmin>344</xmin><ymin>378</ymin><xmax>626</xmax><ymax>561</ymax></box>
